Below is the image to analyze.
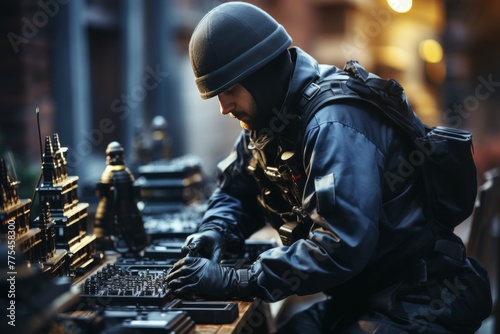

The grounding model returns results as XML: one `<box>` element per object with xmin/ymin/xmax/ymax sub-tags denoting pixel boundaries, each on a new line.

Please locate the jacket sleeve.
<box><xmin>247</xmin><ymin>105</ymin><xmax>387</xmax><ymax>302</ymax></box>
<box><xmin>198</xmin><ymin>131</ymin><xmax>267</xmax><ymax>253</ymax></box>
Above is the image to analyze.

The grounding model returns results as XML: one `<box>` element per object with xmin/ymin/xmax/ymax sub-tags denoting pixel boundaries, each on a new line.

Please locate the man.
<box><xmin>166</xmin><ymin>2</ymin><xmax>492</xmax><ymax>333</ymax></box>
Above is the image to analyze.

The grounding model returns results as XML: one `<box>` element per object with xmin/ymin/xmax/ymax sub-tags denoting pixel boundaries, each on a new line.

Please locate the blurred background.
<box><xmin>0</xmin><ymin>0</ymin><xmax>499</xmax><ymax>331</ymax></box>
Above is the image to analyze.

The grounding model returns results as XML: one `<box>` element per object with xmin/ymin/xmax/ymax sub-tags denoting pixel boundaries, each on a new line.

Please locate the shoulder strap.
<box><xmin>298</xmin><ymin>61</ymin><xmax>426</xmax><ymax>143</ymax></box>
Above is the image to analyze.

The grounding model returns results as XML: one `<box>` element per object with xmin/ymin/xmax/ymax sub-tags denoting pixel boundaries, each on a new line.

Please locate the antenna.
<box><xmin>30</xmin><ymin>107</ymin><xmax>43</xmax><ymax>213</ymax></box>
<box><xmin>36</xmin><ymin>107</ymin><xmax>43</xmax><ymax>164</ymax></box>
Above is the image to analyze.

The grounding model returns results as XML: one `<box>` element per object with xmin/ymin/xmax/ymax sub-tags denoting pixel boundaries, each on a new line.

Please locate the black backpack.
<box><xmin>298</xmin><ymin>60</ymin><xmax>477</xmax><ymax>231</ymax></box>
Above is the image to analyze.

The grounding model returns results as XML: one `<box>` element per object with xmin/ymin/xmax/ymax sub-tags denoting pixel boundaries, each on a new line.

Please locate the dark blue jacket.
<box><xmin>198</xmin><ymin>47</ymin><xmax>428</xmax><ymax>302</ymax></box>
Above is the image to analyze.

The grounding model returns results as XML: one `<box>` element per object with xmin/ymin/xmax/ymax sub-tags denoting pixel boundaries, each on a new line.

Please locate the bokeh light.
<box><xmin>387</xmin><ymin>0</ymin><xmax>413</xmax><ymax>13</ymax></box>
<box><xmin>419</xmin><ymin>39</ymin><xmax>443</xmax><ymax>63</ymax></box>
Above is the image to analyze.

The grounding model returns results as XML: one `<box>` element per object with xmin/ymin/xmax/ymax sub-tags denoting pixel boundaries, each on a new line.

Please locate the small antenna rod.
<box><xmin>36</xmin><ymin>107</ymin><xmax>43</xmax><ymax>164</ymax></box>
<box><xmin>31</xmin><ymin>107</ymin><xmax>43</xmax><ymax>213</ymax></box>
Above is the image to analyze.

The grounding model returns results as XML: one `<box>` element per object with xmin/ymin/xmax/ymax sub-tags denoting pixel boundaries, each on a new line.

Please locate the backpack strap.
<box><xmin>298</xmin><ymin>64</ymin><xmax>426</xmax><ymax>145</ymax></box>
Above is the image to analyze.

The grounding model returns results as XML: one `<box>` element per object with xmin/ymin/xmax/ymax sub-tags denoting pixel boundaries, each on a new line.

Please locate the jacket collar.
<box><xmin>282</xmin><ymin>47</ymin><xmax>321</xmax><ymax>115</ymax></box>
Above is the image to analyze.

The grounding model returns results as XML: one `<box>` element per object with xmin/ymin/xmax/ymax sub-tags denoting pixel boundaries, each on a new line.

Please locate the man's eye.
<box><xmin>225</xmin><ymin>85</ymin><xmax>240</xmax><ymax>95</ymax></box>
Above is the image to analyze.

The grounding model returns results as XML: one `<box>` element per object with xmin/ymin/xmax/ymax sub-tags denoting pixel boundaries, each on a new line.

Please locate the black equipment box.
<box><xmin>100</xmin><ymin>310</ymin><xmax>195</xmax><ymax>334</ymax></box>
<box><xmin>134</xmin><ymin>155</ymin><xmax>205</xmax><ymax>215</ymax></box>
<box><xmin>144</xmin><ymin>239</ymin><xmax>184</xmax><ymax>259</ymax></box>
<box><xmin>142</xmin><ymin>203</ymin><xmax>205</xmax><ymax>239</ymax></box>
<box><xmin>114</xmin><ymin>256</ymin><xmax>178</xmax><ymax>269</ymax></box>
<box><xmin>165</xmin><ymin>299</ymin><xmax>239</xmax><ymax>324</ymax></box>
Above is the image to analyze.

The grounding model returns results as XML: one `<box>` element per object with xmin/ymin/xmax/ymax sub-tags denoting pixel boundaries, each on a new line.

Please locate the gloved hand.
<box><xmin>166</xmin><ymin>257</ymin><xmax>251</xmax><ymax>300</ymax></box>
<box><xmin>181</xmin><ymin>230</ymin><xmax>225</xmax><ymax>262</ymax></box>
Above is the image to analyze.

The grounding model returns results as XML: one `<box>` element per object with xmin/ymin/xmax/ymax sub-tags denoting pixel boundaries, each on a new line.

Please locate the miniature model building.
<box><xmin>0</xmin><ymin>157</ymin><xmax>67</xmax><ymax>277</ymax></box>
<box><xmin>36</xmin><ymin>133</ymin><xmax>98</xmax><ymax>276</ymax></box>
<box><xmin>32</xmin><ymin>202</ymin><xmax>68</xmax><ymax>277</ymax></box>
<box><xmin>0</xmin><ymin>158</ymin><xmax>39</xmax><ymax>264</ymax></box>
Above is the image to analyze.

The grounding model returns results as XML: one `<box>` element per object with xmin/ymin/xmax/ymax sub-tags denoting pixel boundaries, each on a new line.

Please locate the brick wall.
<box><xmin>0</xmin><ymin>1</ymin><xmax>54</xmax><ymax>167</ymax></box>
<box><xmin>0</xmin><ymin>1</ymin><xmax>55</xmax><ymax>196</ymax></box>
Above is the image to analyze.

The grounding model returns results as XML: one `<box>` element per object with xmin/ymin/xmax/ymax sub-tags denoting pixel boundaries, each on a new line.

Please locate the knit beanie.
<box><xmin>189</xmin><ymin>2</ymin><xmax>292</xmax><ymax>99</ymax></box>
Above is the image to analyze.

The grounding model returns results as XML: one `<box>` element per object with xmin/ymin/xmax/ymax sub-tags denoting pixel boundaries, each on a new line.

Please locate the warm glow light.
<box><xmin>419</xmin><ymin>39</ymin><xmax>443</xmax><ymax>63</ymax></box>
<box><xmin>387</xmin><ymin>0</ymin><xmax>412</xmax><ymax>13</ymax></box>
<box><xmin>426</xmin><ymin>62</ymin><xmax>446</xmax><ymax>84</ymax></box>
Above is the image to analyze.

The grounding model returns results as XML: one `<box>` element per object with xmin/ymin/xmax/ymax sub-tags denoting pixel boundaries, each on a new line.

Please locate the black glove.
<box><xmin>166</xmin><ymin>257</ymin><xmax>251</xmax><ymax>300</ymax></box>
<box><xmin>181</xmin><ymin>230</ymin><xmax>225</xmax><ymax>262</ymax></box>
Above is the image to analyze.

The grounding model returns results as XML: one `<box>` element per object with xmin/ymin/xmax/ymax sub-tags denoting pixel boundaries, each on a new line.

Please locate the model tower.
<box><xmin>36</xmin><ymin>133</ymin><xmax>97</xmax><ymax>276</ymax></box>
<box><xmin>0</xmin><ymin>158</ymin><xmax>38</xmax><ymax>263</ymax></box>
<box><xmin>0</xmin><ymin>157</ymin><xmax>68</xmax><ymax>277</ymax></box>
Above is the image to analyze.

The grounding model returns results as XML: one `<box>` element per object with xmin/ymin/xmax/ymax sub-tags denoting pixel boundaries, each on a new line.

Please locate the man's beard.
<box><xmin>240</xmin><ymin>120</ymin><xmax>251</xmax><ymax>130</ymax></box>
<box><xmin>240</xmin><ymin>110</ymin><xmax>273</xmax><ymax>131</ymax></box>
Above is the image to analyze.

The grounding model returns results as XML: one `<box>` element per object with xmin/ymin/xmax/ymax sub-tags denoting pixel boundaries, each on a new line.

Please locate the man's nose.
<box><xmin>218</xmin><ymin>95</ymin><xmax>234</xmax><ymax>115</ymax></box>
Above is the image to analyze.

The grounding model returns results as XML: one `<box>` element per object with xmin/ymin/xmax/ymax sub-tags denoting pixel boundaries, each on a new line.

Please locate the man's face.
<box><xmin>218</xmin><ymin>84</ymin><xmax>261</xmax><ymax>130</ymax></box>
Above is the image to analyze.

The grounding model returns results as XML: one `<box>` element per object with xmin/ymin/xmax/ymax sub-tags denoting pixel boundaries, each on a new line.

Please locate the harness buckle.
<box><xmin>303</xmin><ymin>82</ymin><xmax>321</xmax><ymax>100</ymax></box>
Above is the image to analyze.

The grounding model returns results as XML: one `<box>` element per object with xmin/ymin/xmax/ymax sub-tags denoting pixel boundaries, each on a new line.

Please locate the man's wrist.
<box><xmin>236</xmin><ymin>268</ymin><xmax>252</xmax><ymax>298</ymax></box>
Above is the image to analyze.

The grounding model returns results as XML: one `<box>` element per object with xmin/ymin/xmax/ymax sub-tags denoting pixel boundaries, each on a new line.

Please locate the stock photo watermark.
<box><xmin>406</xmin><ymin>276</ymin><xmax>468</xmax><ymax>333</ymax></box>
<box><xmin>110</xmin><ymin>65</ymin><xmax>170</xmax><ymax>119</ymax></box>
<box><xmin>256</xmin><ymin>106</ymin><xmax>295</xmax><ymax>142</ymax></box>
<box><xmin>340</xmin><ymin>9</ymin><xmax>392</xmax><ymax>59</ymax></box>
<box><xmin>64</xmin><ymin>64</ymin><xmax>169</xmax><ymax>169</ymax></box>
<box><xmin>383</xmin><ymin>139</ymin><xmax>436</xmax><ymax>192</ymax></box>
<box><xmin>6</xmin><ymin>220</ymin><xmax>17</xmax><ymax>327</ymax></box>
<box><xmin>443</xmin><ymin>74</ymin><xmax>500</xmax><ymax>128</ymax></box>
<box><xmin>7</xmin><ymin>0</ymin><xmax>70</xmax><ymax>54</ymax></box>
